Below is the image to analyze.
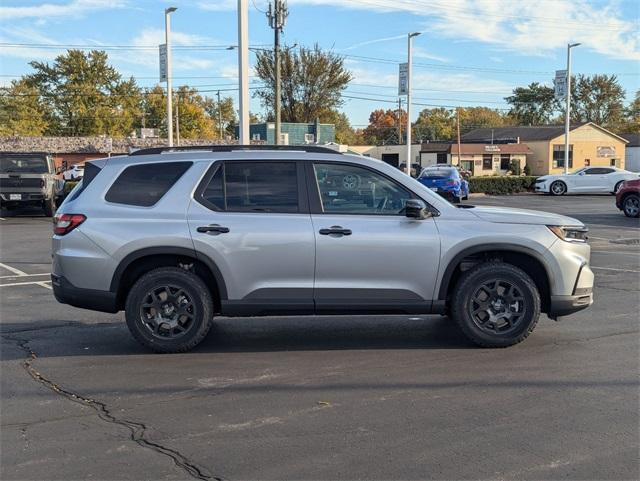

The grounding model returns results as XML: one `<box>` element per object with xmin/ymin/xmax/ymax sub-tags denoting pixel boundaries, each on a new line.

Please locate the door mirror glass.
<box><xmin>405</xmin><ymin>199</ymin><xmax>430</xmax><ymax>219</ymax></box>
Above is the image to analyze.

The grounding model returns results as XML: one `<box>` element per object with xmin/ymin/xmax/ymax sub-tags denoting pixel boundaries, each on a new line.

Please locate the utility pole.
<box><xmin>564</xmin><ymin>43</ymin><xmax>580</xmax><ymax>174</ymax></box>
<box><xmin>175</xmin><ymin>95</ymin><xmax>180</xmax><ymax>146</ymax></box>
<box><xmin>238</xmin><ymin>0</ymin><xmax>250</xmax><ymax>144</ymax></box>
<box><xmin>456</xmin><ymin>108</ymin><xmax>462</xmax><ymax>168</ymax></box>
<box><xmin>397</xmin><ymin>98</ymin><xmax>403</xmax><ymax>144</ymax></box>
<box><xmin>406</xmin><ymin>32</ymin><xmax>421</xmax><ymax>176</ymax></box>
<box><xmin>217</xmin><ymin>90</ymin><xmax>224</xmax><ymax>140</ymax></box>
<box><xmin>267</xmin><ymin>0</ymin><xmax>288</xmax><ymax>145</ymax></box>
<box><xmin>164</xmin><ymin>7</ymin><xmax>177</xmax><ymax>147</ymax></box>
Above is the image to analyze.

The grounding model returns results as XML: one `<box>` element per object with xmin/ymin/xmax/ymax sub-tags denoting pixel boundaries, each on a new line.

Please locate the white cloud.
<box><xmin>197</xmin><ymin>0</ymin><xmax>237</xmax><ymax>11</ymax></box>
<box><xmin>0</xmin><ymin>0</ymin><xmax>126</xmax><ymax>19</ymax></box>
<box><xmin>412</xmin><ymin>46</ymin><xmax>448</xmax><ymax>63</ymax></box>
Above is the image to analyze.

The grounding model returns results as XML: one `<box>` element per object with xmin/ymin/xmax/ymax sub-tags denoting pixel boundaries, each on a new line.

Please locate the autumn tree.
<box><xmin>459</xmin><ymin>106</ymin><xmax>510</xmax><ymax>134</ymax></box>
<box><xmin>254</xmin><ymin>44</ymin><xmax>352</xmax><ymax>123</ymax></box>
<box><xmin>320</xmin><ymin>109</ymin><xmax>363</xmax><ymax>145</ymax></box>
<box><xmin>0</xmin><ymin>79</ymin><xmax>51</xmax><ymax>136</ymax></box>
<box><xmin>505</xmin><ymin>82</ymin><xmax>558</xmax><ymax>125</ymax></box>
<box><xmin>621</xmin><ymin>90</ymin><xmax>639</xmax><ymax>133</ymax></box>
<box><xmin>570</xmin><ymin>74</ymin><xmax>626</xmax><ymax>128</ymax></box>
<box><xmin>362</xmin><ymin>108</ymin><xmax>406</xmax><ymax>145</ymax></box>
<box><xmin>24</xmin><ymin>50</ymin><xmax>142</xmax><ymax>136</ymax></box>
<box><xmin>204</xmin><ymin>95</ymin><xmax>237</xmax><ymax>137</ymax></box>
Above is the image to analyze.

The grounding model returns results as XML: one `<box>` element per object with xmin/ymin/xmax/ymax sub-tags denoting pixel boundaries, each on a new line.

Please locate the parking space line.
<box><xmin>592</xmin><ymin>266</ymin><xmax>640</xmax><ymax>273</ymax></box>
<box><xmin>0</xmin><ymin>273</ymin><xmax>50</xmax><ymax>279</ymax></box>
<box><xmin>0</xmin><ymin>280</ymin><xmax>52</xmax><ymax>288</ymax></box>
<box><xmin>0</xmin><ymin>262</ymin><xmax>28</xmax><ymax>276</ymax></box>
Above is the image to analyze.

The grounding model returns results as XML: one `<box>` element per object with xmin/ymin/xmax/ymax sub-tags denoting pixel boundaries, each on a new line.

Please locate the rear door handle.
<box><xmin>197</xmin><ymin>224</ymin><xmax>230</xmax><ymax>234</ymax></box>
<box><xmin>319</xmin><ymin>226</ymin><xmax>352</xmax><ymax>236</ymax></box>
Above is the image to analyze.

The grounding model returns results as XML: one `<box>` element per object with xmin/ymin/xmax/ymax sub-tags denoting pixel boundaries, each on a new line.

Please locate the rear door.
<box><xmin>187</xmin><ymin>160</ymin><xmax>316</xmax><ymax>314</ymax></box>
<box><xmin>307</xmin><ymin>161</ymin><xmax>441</xmax><ymax>313</ymax></box>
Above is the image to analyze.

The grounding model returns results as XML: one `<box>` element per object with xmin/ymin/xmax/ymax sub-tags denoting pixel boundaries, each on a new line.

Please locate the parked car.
<box><xmin>63</xmin><ymin>164</ymin><xmax>84</xmax><ymax>180</ymax></box>
<box><xmin>53</xmin><ymin>145</ymin><xmax>593</xmax><ymax>352</ymax></box>
<box><xmin>398</xmin><ymin>163</ymin><xmax>422</xmax><ymax>178</ymax></box>
<box><xmin>535</xmin><ymin>167</ymin><xmax>639</xmax><ymax>196</ymax></box>
<box><xmin>417</xmin><ymin>166</ymin><xmax>469</xmax><ymax>203</ymax></box>
<box><xmin>0</xmin><ymin>152</ymin><xmax>63</xmax><ymax>216</ymax></box>
<box><xmin>615</xmin><ymin>178</ymin><xmax>640</xmax><ymax>218</ymax></box>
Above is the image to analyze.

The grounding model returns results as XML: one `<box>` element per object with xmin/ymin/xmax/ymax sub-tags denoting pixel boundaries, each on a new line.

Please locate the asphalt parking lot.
<box><xmin>1</xmin><ymin>195</ymin><xmax>639</xmax><ymax>481</ymax></box>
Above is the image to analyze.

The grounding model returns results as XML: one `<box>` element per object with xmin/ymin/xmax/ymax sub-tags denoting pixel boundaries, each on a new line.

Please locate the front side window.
<box><xmin>200</xmin><ymin>161</ymin><xmax>298</xmax><ymax>213</ymax></box>
<box><xmin>313</xmin><ymin>163</ymin><xmax>412</xmax><ymax>215</ymax></box>
<box><xmin>482</xmin><ymin>155</ymin><xmax>493</xmax><ymax>170</ymax></box>
<box><xmin>105</xmin><ymin>162</ymin><xmax>192</xmax><ymax>207</ymax></box>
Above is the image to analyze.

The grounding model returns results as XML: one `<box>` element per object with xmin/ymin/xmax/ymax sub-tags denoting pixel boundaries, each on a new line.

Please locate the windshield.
<box><xmin>0</xmin><ymin>156</ymin><xmax>48</xmax><ymax>174</ymax></box>
<box><xmin>570</xmin><ymin>168</ymin><xmax>587</xmax><ymax>175</ymax></box>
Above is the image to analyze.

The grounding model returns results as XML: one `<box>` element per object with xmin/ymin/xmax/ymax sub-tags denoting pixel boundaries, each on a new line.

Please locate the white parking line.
<box><xmin>0</xmin><ymin>262</ymin><xmax>28</xmax><ymax>276</ymax></box>
<box><xmin>592</xmin><ymin>266</ymin><xmax>640</xmax><ymax>273</ymax></box>
<box><xmin>1</xmin><ymin>280</ymin><xmax>52</xmax><ymax>288</ymax></box>
<box><xmin>0</xmin><ymin>273</ymin><xmax>50</xmax><ymax>279</ymax></box>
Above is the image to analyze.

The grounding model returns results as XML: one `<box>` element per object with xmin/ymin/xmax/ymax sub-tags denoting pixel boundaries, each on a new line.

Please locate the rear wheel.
<box><xmin>550</xmin><ymin>181</ymin><xmax>567</xmax><ymax>196</ymax></box>
<box><xmin>451</xmin><ymin>262</ymin><xmax>541</xmax><ymax>348</ymax></box>
<box><xmin>613</xmin><ymin>181</ymin><xmax>624</xmax><ymax>195</ymax></box>
<box><xmin>623</xmin><ymin>194</ymin><xmax>640</xmax><ymax>218</ymax></box>
<box><xmin>43</xmin><ymin>197</ymin><xmax>55</xmax><ymax>217</ymax></box>
<box><xmin>125</xmin><ymin>267</ymin><xmax>213</xmax><ymax>353</ymax></box>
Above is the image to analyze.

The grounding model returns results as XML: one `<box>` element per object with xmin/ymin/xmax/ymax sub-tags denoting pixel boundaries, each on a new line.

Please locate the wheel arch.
<box><xmin>110</xmin><ymin>246</ymin><xmax>228</xmax><ymax>311</ymax></box>
<box><xmin>438</xmin><ymin>244</ymin><xmax>553</xmax><ymax>313</ymax></box>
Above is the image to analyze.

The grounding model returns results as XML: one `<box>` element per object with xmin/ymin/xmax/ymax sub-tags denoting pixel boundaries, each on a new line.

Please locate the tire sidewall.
<box><xmin>623</xmin><ymin>194</ymin><xmax>640</xmax><ymax>218</ymax></box>
<box><xmin>550</xmin><ymin>181</ymin><xmax>566</xmax><ymax>196</ymax></box>
<box><xmin>125</xmin><ymin>268</ymin><xmax>213</xmax><ymax>352</ymax></box>
<box><xmin>454</xmin><ymin>265</ymin><xmax>541</xmax><ymax>347</ymax></box>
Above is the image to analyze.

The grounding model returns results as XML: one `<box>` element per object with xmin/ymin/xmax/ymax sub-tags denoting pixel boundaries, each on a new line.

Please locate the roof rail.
<box><xmin>129</xmin><ymin>144</ymin><xmax>341</xmax><ymax>156</ymax></box>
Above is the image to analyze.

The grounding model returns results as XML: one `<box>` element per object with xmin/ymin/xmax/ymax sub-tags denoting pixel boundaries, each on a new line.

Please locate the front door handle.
<box><xmin>319</xmin><ymin>226</ymin><xmax>352</xmax><ymax>236</ymax></box>
<box><xmin>197</xmin><ymin>224</ymin><xmax>230</xmax><ymax>234</ymax></box>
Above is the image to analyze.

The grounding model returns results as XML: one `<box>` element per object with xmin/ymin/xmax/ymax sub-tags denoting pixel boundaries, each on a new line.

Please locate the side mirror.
<box><xmin>578</xmin><ymin>171</ymin><xmax>585</xmax><ymax>176</ymax></box>
<box><xmin>405</xmin><ymin>199</ymin><xmax>430</xmax><ymax>220</ymax></box>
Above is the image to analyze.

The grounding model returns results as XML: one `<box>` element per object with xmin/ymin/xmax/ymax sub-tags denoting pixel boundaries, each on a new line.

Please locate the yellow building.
<box><xmin>462</xmin><ymin>123</ymin><xmax>628</xmax><ymax>176</ymax></box>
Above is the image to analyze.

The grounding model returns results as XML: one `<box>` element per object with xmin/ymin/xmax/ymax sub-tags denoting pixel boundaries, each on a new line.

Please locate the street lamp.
<box><xmin>406</xmin><ymin>32</ymin><xmax>421</xmax><ymax>176</ymax></box>
<box><xmin>564</xmin><ymin>42</ymin><xmax>580</xmax><ymax>174</ymax></box>
<box><xmin>165</xmin><ymin>7</ymin><xmax>177</xmax><ymax>147</ymax></box>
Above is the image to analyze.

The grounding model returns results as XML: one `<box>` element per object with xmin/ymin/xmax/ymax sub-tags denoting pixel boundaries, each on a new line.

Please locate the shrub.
<box><xmin>523</xmin><ymin>163</ymin><xmax>532</xmax><ymax>176</ymax></box>
<box><xmin>469</xmin><ymin>176</ymin><xmax>538</xmax><ymax>195</ymax></box>
<box><xmin>508</xmin><ymin>159</ymin><xmax>521</xmax><ymax>176</ymax></box>
<box><xmin>63</xmin><ymin>180</ymin><xmax>79</xmax><ymax>194</ymax></box>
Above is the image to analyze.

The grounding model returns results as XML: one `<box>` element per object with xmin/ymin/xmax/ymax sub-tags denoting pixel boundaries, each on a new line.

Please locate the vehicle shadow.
<box><xmin>0</xmin><ymin>315</ymin><xmax>475</xmax><ymax>360</ymax></box>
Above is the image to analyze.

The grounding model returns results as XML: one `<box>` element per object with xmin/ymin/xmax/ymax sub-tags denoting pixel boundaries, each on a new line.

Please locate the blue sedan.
<box><xmin>417</xmin><ymin>166</ymin><xmax>469</xmax><ymax>203</ymax></box>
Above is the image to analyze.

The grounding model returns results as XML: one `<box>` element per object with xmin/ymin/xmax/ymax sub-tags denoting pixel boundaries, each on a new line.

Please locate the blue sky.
<box><xmin>1</xmin><ymin>0</ymin><xmax>638</xmax><ymax>127</ymax></box>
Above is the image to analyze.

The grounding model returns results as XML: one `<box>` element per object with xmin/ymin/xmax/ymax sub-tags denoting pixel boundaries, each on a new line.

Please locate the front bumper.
<box><xmin>534</xmin><ymin>182</ymin><xmax>548</xmax><ymax>193</ymax></box>
<box><xmin>51</xmin><ymin>274</ymin><xmax>119</xmax><ymax>313</ymax></box>
<box><xmin>548</xmin><ymin>292</ymin><xmax>593</xmax><ymax>318</ymax></box>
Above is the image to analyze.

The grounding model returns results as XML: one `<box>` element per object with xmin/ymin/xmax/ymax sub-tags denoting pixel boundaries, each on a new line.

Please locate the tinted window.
<box><xmin>200</xmin><ymin>161</ymin><xmax>298</xmax><ymax>213</ymax></box>
<box><xmin>587</xmin><ymin>168</ymin><xmax>614</xmax><ymax>175</ymax></box>
<box><xmin>67</xmin><ymin>162</ymin><xmax>102</xmax><ymax>202</ymax></box>
<box><xmin>314</xmin><ymin>163</ymin><xmax>412</xmax><ymax>215</ymax></box>
<box><xmin>105</xmin><ymin>162</ymin><xmax>192</xmax><ymax>207</ymax></box>
<box><xmin>0</xmin><ymin>155</ymin><xmax>48</xmax><ymax>173</ymax></box>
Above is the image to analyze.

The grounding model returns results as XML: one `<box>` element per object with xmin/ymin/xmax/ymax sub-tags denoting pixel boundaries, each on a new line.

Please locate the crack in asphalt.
<box><xmin>3</xmin><ymin>334</ymin><xmax>223</xmax><ymax>481</ymax></box>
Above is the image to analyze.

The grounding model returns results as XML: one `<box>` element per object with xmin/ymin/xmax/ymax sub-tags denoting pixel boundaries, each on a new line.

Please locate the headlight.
<box><xmin>547</xmin><ymin>225</ymin><xmax>588</xmax><ymax>243</ymax></box>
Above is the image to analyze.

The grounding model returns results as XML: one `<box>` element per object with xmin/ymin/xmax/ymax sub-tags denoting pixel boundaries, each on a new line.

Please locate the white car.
<box><xmin>62</xmin><ymin>164</ymin><xmax>84</xmax><ymax>180</ymax></box>
<box><xmin>535</xmin><ymin>167</ymin><xmax>640</xmax><ymax>196</ymax></box>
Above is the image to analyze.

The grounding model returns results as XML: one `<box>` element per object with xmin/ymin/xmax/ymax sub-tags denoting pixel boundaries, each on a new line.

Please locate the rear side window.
<box><xmin>67</xmin><ymin>162</ymin><xmax>101</xmax><ymax>202</ymax></box>
<box><xmin>106</xmin><ymin>162</ymin><xmax>192</xmax><ymax>207</ymax></box>
<box><xmin>199</xmin><ymin>161</ymin><xmax>298</xmax><ymax>213</ymax></box>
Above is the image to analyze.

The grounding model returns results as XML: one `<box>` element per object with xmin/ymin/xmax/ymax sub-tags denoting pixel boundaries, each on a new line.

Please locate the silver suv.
<box><xmin>52</xmin><ymin>146</ymin><xmax>594</xmax><ymax>352</ymax></box>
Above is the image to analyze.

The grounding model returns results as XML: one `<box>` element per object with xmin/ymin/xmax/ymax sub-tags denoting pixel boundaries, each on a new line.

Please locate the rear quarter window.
<box><xmin>105</xmin><ymin>162</ymin><xmax>192</xmax><ymax>207</ymax></box>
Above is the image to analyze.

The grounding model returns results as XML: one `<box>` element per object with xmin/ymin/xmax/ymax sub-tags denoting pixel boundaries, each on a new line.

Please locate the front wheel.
<box><xmin>623</xmin><ymin>194</ymin><xmax>640</xmax><ymax>218</ymax></box>
<box><xmin>550</xmin><ymin>181</ymin><xmax>567</xmax><ymax>196</ymax></box>
<box><xmin>451</xmin><ymin>262</ymin><xmax>541</xmax><ymax>348</ymax></box>
<box><xmin>125</xmin><ymin>267</ymin><xmax>214</xmax><ymax>353</ymax></box>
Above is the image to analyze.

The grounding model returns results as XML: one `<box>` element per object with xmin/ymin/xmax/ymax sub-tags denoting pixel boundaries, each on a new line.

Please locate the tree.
<box><xmin>505</xmin><ymin>82</ymin><xmax>558</xmax><ymax>125</ymax></box>
<box><xmin>320</xmin><ymin>109</ymin><xmax>363</xmax><ymax>145</ymax></box>
<box><xmin>204</xmin><ymin>95</ymin><xmax>237</xmax><ymax>137</ymax></box>
<box><xmin>254</xmin><ymin>44</ymin><xmax>352</xmax><ymax>123</ymax></box>
<box><xmin>570</xmin><ymin>74</ymin><xmax>626</xmax><ymax>129</ymax></box>
<box><xmin>621</xmin><ymin>90</ymin><xmax>640</xmax><ymax>133</ymax></box>
<box><xmin>413</xmin><ymin>108</ymin><xmax>455</xmax><ymax>141</ymax></box>
<box><xmin>24</xmin><ymin>50</ymin><xmax>142</xmax><ymax>136</ymax></box>
<box><xmin>0</xmin><ymin>79</ymin><xmax>51</xmax><ymax>136</ymax></box>
<box><xmin>363</xmin><ymin>108</ymin><xmax>406</xmax><ymax>145</ymax></box>
<box><xmin>459</xmin><ymin>106</ymin><xmax>510</xmax><ymax>134</ymax></box>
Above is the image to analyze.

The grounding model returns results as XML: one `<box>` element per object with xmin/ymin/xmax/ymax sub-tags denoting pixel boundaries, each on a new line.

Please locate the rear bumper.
<box><xmin>51</xmin><ymin>274</ymin><xmax>119</xmax><ymax>313</ymax></box>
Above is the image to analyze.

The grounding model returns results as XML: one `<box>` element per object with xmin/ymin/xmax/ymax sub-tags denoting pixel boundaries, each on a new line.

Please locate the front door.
<box><xmin>307</xmin><ymin>162</ymin><xmax>441</xmax><ymax>313</ymax></box>
<box><xmin>187</xmin><ymin>160</ymin><xmax>315</xmax><ymax>314</ymax></box>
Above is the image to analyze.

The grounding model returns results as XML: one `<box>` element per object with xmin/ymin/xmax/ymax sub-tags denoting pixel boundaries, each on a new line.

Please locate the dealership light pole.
<box><xmin>238</xmin><ymin>0</ymin><xmax>250</xmax><ymax>145</ymax></box>
<box><xmin>406</xmin><ymin>32</ymin><xmax>421</xmax><ymax>176</ymax></box>
<box><xmin>564</xmin><ymin>42</ymin><xmax>580</xmax><ymax>175</ymax></box>
<box><xmin>164</xmin><ymin>7</ymin><xmax>177</xmax><ymax>147</ymax></box>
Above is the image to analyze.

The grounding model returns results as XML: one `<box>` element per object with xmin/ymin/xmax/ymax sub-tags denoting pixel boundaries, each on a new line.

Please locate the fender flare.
<box><xmin>437</xmin><ymin>243</ymin><xmax>553</xmax><ymax>300</ymax></box>
<box><xmin>110</xmin><ymin>246</ymin><xmax>228</xmax><ymax>300</ymax></box>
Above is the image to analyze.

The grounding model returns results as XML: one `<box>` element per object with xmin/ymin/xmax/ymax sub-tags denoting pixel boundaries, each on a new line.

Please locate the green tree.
<box><xmin>254</xmin><ymin>44</ymin><xmax>353</xmax><ymax>123</ymax></box>
<box><xmin>621</xmin><ymin>90</ymin><xmax>640</xmax><ymax>133</ymax></box>
<box><xmin>204</xmin><ymin>95</ymin><xmax>237</xmax><ymax>137</ymax></box>
<box><xmin>459</xmin><ymin>106</ymin><xmax>510</xmax><ymax>134</ymax></box>
<box><xmin>0</xmin><ymin>79</ymin><xmax>51</xmax><ymax>136</ymax></box>
<box><xmin>505</xmin><ymin>82</ymin><xmax>558</xmax><ymax>125</ymax></box>
<box><xmin>413</xmin><ymin>108</ymin><xmax>455</xmax><ymax>141</ymax></box>
<box><xmin>25</xmin><ymin>50</ymin><xmax>142</xmax><ymax>136</ymax></box>
<box><xmin>570</xmin><ymin>74</ymin><xmax>626</xmax><ymax>129</ymax></box>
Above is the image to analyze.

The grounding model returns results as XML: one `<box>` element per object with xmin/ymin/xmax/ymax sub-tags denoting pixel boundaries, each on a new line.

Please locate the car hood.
<box><xmin>536</xmin><ymin>174</ymin><xmax>566</xmax><ymax>182</ymax></box>
<box><xmin>470</xmin><ymin>205</ymin><xmax>583</xmax><ymax>226</ymax></box>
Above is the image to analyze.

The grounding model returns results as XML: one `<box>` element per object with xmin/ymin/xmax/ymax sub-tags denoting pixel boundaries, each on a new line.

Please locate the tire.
<box><xmin>451</xmin><ymin>195</ymin><xmax>461</xmax><ymax>204</ymax></box>
<box><xmin>43</xmin><ymin>197</ymin><xmax>55</xmax><ymax>217</ymax></box>
<box><xmin>125</xmin><ymin>267</ymin><xmax>214</xmax><ymax>353</ymax></box>
<box><xmin>451</xmin><ymin>262</ymin><xmax>541</xmax><ymax>348</ymax></box>
<box><xmin>550</xmin><ymin>180</ymin><xmax>567</xmax><ymax>196</ymax></box>
<box><xmin>622</xmin><ymin>194</ymin><xmax>640</xmax><ymax>218</ymax></box>
<box><xmin>612</xmin><ymin>181</ymin><xmax>623</xmax><ymax>195</ymax></box>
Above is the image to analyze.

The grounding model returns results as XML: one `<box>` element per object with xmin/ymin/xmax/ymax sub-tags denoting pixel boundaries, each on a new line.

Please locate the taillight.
<box><xmin>446</xmin><ymin>180</ymin><xmax>457</xmax><ymax>186</ymax></box>
<box><xmin>53</xmin><ymin>214</ymin><xmax>86</xmax><ymax>236</ymax></box>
